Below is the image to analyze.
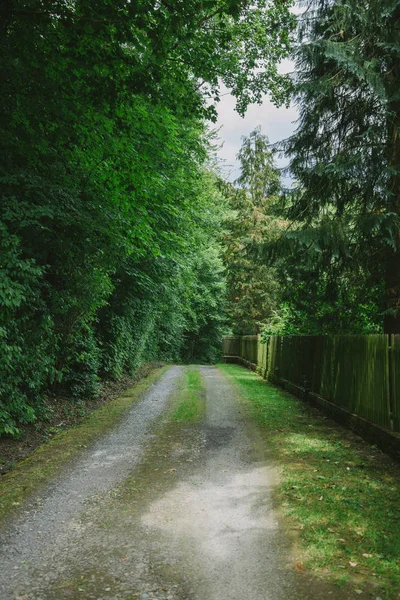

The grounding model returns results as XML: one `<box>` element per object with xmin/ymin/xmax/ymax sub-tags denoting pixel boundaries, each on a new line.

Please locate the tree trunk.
<box><xmin>384</xmin><ymin>97</ymin><xmax>400</xmax><ymax>334</ymax></box>
<box><xmin>384</xmin><ymin>248</ymin><xmax>400</xmax><ymax>333</ymax></box>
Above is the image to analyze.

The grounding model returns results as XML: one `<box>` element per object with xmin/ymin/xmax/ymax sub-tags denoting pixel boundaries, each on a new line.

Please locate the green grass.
<box><xmin>219</xmin><ymin>363</ymin><xmax>400</xmax><ymax>599</ymax></box>
<box><xmin>0</xmin><ymin>366</ymin><xmax>169</xmax><ymax>523</ymax></box>
<box><xmin>172</xmin><ymin>368</ymin><xmax>206</xmax><ymax>423</ymax></box>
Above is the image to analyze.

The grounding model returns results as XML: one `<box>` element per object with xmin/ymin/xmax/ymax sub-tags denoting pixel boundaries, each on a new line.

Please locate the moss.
<box><xmin>0</xmin><ymin>366</ymin><xmax>169</xmax><ymax>523</ymax></box>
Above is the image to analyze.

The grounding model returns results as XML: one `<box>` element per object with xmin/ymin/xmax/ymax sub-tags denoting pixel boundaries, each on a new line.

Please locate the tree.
<box><xmin>221</xmin><ymin>128</ymin><xmax>283</xmax><ymax>334</ymax></box>
<box><xmin>274</xmin><ymin>0</ymin><xmax>400</xmax><ymax>333</ymax></box>
<box><xmin>236</xmin><ymin>126</ymin><xmax>281</xmax><ymax>203</ymax></box>
<box><xmin>0</xmin><ymin>0</ymin><xmax>294</xmax><ymax>435</ymax></box>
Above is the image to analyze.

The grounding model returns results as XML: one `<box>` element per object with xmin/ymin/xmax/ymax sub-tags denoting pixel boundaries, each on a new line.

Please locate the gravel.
<box><xmin>0</xmin><ymin>366</ymin><xmax>182</xmax><ymax>600</ymax></box>
<box><xmin>0</xmin><ymin>365</ymin><xmax>356</xmax><ymax>600</ymax></box>
<box><xmin>141</xmin><ymin>365</ymin><xmax>296</xmax><ymax>600</ymax></box>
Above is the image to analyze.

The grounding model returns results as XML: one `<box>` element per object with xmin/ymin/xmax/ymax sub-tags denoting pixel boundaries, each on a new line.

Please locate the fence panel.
<box><xmin>328</xmin><ymin>336</ymin><xmax>389</xmax><ymax>427</ymax></box>
<box><xmin>278</xmin><ymin>336</ymin><xmax>318</xmax><ymax>389</ymax></box>
<box><xmin>257</xmin><ymin>335</ymin><xmax>267</xmax><ymax>374</ymax></box>
<box><xmin>268</xmin><ymin>335</ymin><xmax>282</xmax><ymax>380</ymax></box>
<box><xmin>240</xmin><ymin>335</ymin><xmax>258</xmax><ymax>365</ymax></box>
<box><xmin>222</xmin><ymin>336</ymin><xmax>241</xmax><ymax>357</ymax></box>
<box><xmin>223</xmin><ymin>333</ymin><xmax>392</xmax><ymax>431</ymax></box>
<box><xmin>391</xmin><ymin>335</ymin><xmax>400</xmax><ymax>432</ymax></box>
<box><xmin>275</xmin><ymin>334</ymin><xmax>390</xmax><ymax>428</ymax></box>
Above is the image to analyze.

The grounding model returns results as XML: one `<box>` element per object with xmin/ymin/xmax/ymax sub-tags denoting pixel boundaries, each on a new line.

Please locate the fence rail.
<box><xmin>222</xmin><ymin>334</ymin><xmax>399</xmax><ymax>433</ymax></box>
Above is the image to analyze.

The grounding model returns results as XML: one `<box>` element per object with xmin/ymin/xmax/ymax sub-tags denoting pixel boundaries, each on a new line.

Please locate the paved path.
<box><xmin>0</xmin><ymin>366</ymin><xmax>351</xmax><ymax>600</ymax></box>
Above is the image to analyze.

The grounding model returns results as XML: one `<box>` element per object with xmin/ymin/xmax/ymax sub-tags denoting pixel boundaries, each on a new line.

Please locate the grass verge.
<box><xmin>0</xmin><ymin>365</ymin><xmax>169</xmax><ymax>524</ymax></box>
<box><xmin>171</xmin><ymin>368</ymin><xmax>206</xmax><ymax>423</ymax></box>
<box><xmin>219</xmin><ymin>363</ymin><xmax>400</xmax><ymax>600</ymax></box>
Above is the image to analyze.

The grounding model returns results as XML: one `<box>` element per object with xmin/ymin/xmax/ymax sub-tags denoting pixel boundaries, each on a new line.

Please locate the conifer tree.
<box><xmin>284</xmin><ymin>0</ymin><xmax>400</xmax><ymax>332</ymax></box>
<box><xmin>222</xmin><ymin>128</ymin><xmax>282</xmax><ymax>334</ymax></box>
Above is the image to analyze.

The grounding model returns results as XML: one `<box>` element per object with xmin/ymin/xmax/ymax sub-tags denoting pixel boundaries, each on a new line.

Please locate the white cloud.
<box><xmin>213</xmin><ymin>0</ymin><xmax>302</xmax><ymax>185</ymax></box>
<box><xmin>214</xmin><ymin>78</ymin><xmax>298</xmax><ymax>185</ymax></box>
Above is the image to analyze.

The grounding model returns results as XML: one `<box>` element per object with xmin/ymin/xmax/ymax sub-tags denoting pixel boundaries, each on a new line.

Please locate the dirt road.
<box><xmin>0</xmin><ymin>366</ymin><xmax>349</xmax><ymax>600</ymax></box>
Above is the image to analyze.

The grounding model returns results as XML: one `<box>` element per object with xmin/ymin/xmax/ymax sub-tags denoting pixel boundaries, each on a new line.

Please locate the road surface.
<box><xmin>0</xmin><ymin>366</ymin><xmax>353</xmax><ymax>600</ymax></box>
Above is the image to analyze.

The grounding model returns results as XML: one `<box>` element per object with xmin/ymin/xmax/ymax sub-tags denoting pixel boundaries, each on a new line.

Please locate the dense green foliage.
<box><xmin>267</xmin><ymin>0</ymin><xmax>400</xmax><ymax>334</ymax></box>
<box><xmin>0</xmin><ymin>1</ymin><xmax>293</xmax><ymax>436</ymax></box>
<box><xmin>221</xmin><ymin>128</ymin><xmax>284</xmax><ymax>334</ymax></box>
<box><xmin>175</xmin><ymin>0</ymin><xmax>400</xmax><ymax>339</ymax></box>
<box><xmin>223</xmin><ymin>0</ymin><xmax>400</xmax><ymax>336</ymax></box>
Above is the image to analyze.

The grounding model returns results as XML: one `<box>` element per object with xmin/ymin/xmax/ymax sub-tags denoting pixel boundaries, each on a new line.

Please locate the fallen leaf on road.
<box><xmin>295</xmin><ymin>562</ymin><xmax>306</xmax><ymax>572</ymax></box>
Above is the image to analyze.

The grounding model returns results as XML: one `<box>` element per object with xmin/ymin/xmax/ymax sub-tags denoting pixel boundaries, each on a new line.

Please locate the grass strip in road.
<box><xmin>172</xmin><ymin>368</ymin><xmax>206</xmax><ymax>423</ymax></box>
<box><xmin>219</xmin><ymin>363</ymin><xmax>400</xmax><ymax>599</ymax></box>
<box><xmin>0</xmin><ymin>366</ymin><xmax>169</xmax><ymax>524</ymax></box>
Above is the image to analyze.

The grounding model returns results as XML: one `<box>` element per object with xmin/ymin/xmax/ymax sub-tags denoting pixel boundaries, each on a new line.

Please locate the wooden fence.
<box><xmin>222</xmin><ymin>334</ymin><xmax>400</xmax><ymax>433</ymax></box>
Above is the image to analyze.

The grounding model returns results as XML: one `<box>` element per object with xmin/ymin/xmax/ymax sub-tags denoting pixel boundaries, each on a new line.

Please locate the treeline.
<box><xmin>222</xmin><ymin>1</ymin><xmax>400</xmax><ymax>338</ymax></box>
<box><xmin>277</xmin><ymin>0</ymin><xmax>400</xmax><ymax>336</ymax></box>
<box><xmin>0</xmin><ymin>1</ymin><xmax>293</xmax><ymax>436</ymax></box>
<box><xmin>4</xmin><ymin>0</ymin><xmax>399</xmax><ymax>437</ymax></box>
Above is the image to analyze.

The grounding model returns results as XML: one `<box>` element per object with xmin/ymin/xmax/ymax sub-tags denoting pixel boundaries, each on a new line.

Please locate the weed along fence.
<box><xmin>222</xmin><ymin>335</ymin><xmax>400</xmax><ymax>457</ymax></box>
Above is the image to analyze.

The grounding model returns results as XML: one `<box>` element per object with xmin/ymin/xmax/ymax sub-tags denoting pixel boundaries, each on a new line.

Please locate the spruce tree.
<box><xmin>222</xmin><ymin>128</ymin><xmax>282</xmax><ymax>334</ymax></box>
<box><xmin>285</xmin><ymin>0</ymin><xmax>400</xmax><ymax>332</ymax></box>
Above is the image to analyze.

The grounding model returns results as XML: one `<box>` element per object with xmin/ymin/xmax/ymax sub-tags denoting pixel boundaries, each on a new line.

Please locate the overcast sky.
<box><xmin>214</xmin><ymin>58</ymin><xmax>298</xmax><ymax>186</ymax></box>
<box><xmin>214</xmin><ymin>2</ymin><xmax>304</xmax><ymax>186</ymax></box>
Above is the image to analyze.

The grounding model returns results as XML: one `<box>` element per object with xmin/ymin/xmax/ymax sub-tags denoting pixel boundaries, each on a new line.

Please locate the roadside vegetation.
<box><xmin>0</xmin><ymin>366</ymin><xmax>168</xmax><ymax>523</ymax></box>
<box><xmin>1</xmin><ymin>0</ymin><xmax>294</xmax><ymax>438</ymax></box>
<box><xmin>220</xmin><ymin>363</ymin><xmax>400</xmax><ymax>599</ymax></box>
<box><xmin>3</xmin><ymin>1</ymin><xmax>400</xmax><ymax>440</ymax></box>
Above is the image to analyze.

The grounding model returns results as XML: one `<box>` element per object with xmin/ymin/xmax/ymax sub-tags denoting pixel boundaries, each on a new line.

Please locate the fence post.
<box><xmin>388</xmin><ymin>334</ymin><xmax>394</xmax><ymax>431</ymax></box>
<box><xmin>264</xmin><ymin>336</ymin><xmax>270</xmax><ymax>380</ymax></box>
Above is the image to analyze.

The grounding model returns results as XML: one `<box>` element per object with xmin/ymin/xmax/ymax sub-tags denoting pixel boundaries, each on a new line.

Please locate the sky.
<box><xmin>214</xmin><ymin>2</ymin><xmax>304</xmax><ymax>186</ymax></box>
<box><xmin>214</xmin><ymin>59</ymin><xmax>299</xmax><ymax>186</ymax></box>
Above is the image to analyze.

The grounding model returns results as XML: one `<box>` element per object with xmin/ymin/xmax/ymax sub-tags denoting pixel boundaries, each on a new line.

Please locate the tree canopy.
<box><xmin>280</xmin><ymin>0</ymin><xmax>400</xmax><ymax>334</ymax></box>
<box><xmin>231</xmin><ymin>0</ymin><xmax>400</xmax><ymax>336</ymax></box>
<box><xmin>0</xmin><ymin>1</ymin><xmax>294</xmax><ymax>435</ymax></box>
<box><xmin>8</xmin><ymin>0</ymin><xmax>400</xmax><ymax>436</ymax></box>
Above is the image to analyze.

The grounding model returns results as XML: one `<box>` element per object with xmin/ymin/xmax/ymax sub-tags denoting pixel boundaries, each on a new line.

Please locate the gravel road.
<box><xmin>141</xmin><ymin>365</ymin><xmax>296</xmax><ymax>600</ymax></box>
<box><xmin>0</xmin><ymin>365</ymin><xmax>355</xmax><ymax>600</ymax></box>
<box><xmin>0</xmin><ymin>366</ymin><xmax>183</xmax><ymax>599</ymax></box>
